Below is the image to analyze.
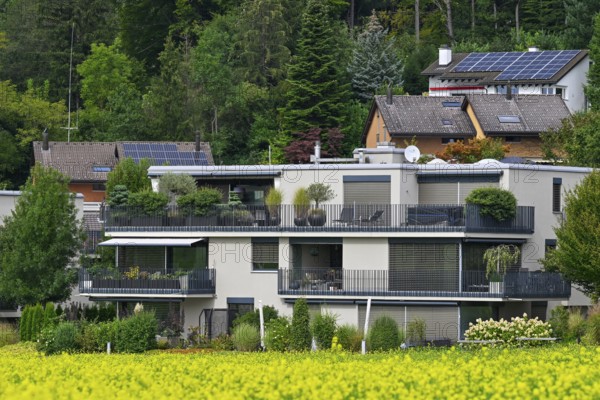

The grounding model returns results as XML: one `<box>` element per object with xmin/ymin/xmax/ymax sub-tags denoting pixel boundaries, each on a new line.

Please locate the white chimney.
<box><xmin>528</xmin><ymin>46</ymin><xmax>539</xmax><ymax>52</ymax></box>
<box><xmin>439</xmin><ymin>45</ymin><xmax>452</xmax><ymax>66</ymax></box>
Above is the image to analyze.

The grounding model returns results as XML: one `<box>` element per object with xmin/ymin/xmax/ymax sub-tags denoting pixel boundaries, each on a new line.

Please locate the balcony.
<box><xmin>103</xmin><ymin>204</ymin><xmax>535</xmax><ymax>234</ymax></box>
<box><xmin>277</xmin><ymin>268</ymin><xmax>570</xmax><ymax>299</ymax></box>
<box><xmin>79</xmin><ymin>267</ymin><xmax>216</xmax><ymax>296</ymax></box>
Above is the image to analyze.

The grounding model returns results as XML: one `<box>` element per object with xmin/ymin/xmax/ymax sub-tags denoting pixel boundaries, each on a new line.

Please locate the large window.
<box><xmin>168</xmin><ymin>245</ymin><xmax>208</xmax><ymax>271</ymax></box>
<box><xmin>252</xmin><ymin>240</ymin><xmax>278</xmax><ymax>271</ymax></box>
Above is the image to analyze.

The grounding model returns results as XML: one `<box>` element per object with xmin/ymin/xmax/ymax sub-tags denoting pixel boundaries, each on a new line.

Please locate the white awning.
<box><xmin>98</xmin><ymin>238</ymin><xmax>205</xmax><ymax>247</ymax></box>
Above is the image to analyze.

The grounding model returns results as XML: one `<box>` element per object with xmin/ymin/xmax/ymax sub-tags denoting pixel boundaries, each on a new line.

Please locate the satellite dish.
<box><xmin>405</xmin><ymin>145</ymin><xmax>421</xmax><ymax>163</ymax></box>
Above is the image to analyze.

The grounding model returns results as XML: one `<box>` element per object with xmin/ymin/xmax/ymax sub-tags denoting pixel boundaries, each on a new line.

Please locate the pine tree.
<box><xmin>564</xmin><ymin>0</ymin><xmax>600</xmax><ymax>49</ymax></box>
<box><xmin>281</xmin><ymin>0</ymin><xmax>351</xmax><ymax>135</ymax></box>
<box><xmin>347</xmin><ymin>11</ymin><xmax>403</xmax><ymax>101</ymax></box>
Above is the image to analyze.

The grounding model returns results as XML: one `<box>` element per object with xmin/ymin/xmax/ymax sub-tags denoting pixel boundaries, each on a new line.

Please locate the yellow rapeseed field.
<box><xmin>0</xmin><ymin>344</ymin><xmax>598</xmax><ymax>399</ymax></box>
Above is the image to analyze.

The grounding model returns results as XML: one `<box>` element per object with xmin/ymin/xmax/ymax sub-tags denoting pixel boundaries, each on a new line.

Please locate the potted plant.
<box><xmin>218</xmin><ymin>192</ymin><xmax>255</xmax><ymax>226</ymax></box>
<box><xmin>484</xmin><ymin>244</ymin><xmax>521</xmax><ymax>294</ymax></box>
<box><xmin>293</xmin><ymin>188</ymin><xmax>310</xmax><ymax>226</ymax></box>
<box><xmin>265</xmin><ymin>187</ymin><xmax>283</xmax><ymax>226</ymax></box>
<box><xmin>127</xmin><ymin>190</ymin><xmax>169</xmax><ymax>226</ymax></box>
<box><xmin>177</xmin><ymin>187</ymin><xmax>222</xmax><ymax>226</ymax></box>
<box><xmin>306</xmin><ymin>183</ymin><xmax>335</xmax><ymax>226</ymax></box>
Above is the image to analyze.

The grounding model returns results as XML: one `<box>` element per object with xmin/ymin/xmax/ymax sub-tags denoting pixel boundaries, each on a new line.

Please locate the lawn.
<box><xmin>0</xmin><ymin>343</ymin><xmax>598</xmax><ymax>399</ymax></box>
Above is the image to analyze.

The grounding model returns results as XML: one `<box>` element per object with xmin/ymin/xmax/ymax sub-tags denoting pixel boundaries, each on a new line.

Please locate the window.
<box><xmin>92</xmin><ymin>183</ymin><xmax>106</xmax><ymax>191</ymax></box>
<box><xmin>442</xmin><ymin>101</ymin><xmax>462</xmax><ymax>108</ymax></box>
<box><xmin>441</xmin><ymin>118</ymin><xmax>454</xmax><ymax>126</ymax></box>
<box><xmin>92</xmin><ymin>166</ymin><xmax>112</xmax><ymax>172</ymax></box>
<box><xmin>497</xmin><ymin>86</ymin><xmax>519</xmax><ymax>95</ymax></box>
<box><xmin>441</xmin><ymin>138</ymin><xmax>464</xmax><ymax>144</ymax></box>
<box><xmin>545</xmin><ymin>239</ymin><xmax>557</xmax><ymax>255</ymax></box>
<box><xmin>252</xmin><ymin>242</ymin><xmax>278</xmax><ymax>271</ymax></box>
<box><xmin>498</xmin><ymin>115</ymin><xmax>521</xmax><ymax>123</ymax></box>
<box><xmin>556</xmin><ymin>88</ymin><xmax>564</xmax><ymax>98</ymax></box>
<box><xmin>505</xmin><ymin>136</ymin><xmax>521</xmax><ymax>143</ymax></box>
<box><xmin>541</xmin><ymin>87</ymin><xmax>554</xmax><ymax>95</ymax></box>
<box><xmin>552</xmin><ymin>177</ymin><xmax>562</xmax><ymax>213</ymax></box>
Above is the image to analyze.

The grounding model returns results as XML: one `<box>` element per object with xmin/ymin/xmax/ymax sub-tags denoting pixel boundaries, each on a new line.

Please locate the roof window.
<box><xmin>497</xmin><ymin>115</ymin><xmax>521</xmax><ymax>123</ymax></box>
<box><xmin>442</xmin><ymin>101</ymin><xmax>462</xmax><ymax>108</ymax></box>
<box><xmin>92</xmin><ymin>166</ymin><xmax>112</xmax><ymax>172</ymax></box>
<box><xmin>442</xmin><ymin>119</ymin><xmax>454</xmax><ymax>126</ymax></box>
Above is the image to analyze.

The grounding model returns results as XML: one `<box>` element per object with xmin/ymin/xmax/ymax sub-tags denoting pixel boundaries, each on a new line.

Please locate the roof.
<box><xmin>466</xmin><ymin>94</ymin><xmax>571</xmax><ymax>135</ymax></box>
<box><xmin>33</xmin><ymin>141</ymin><xmax>214</xmax><ymax>182</ymax></box>
<box><xmin>363</xmin><ymin>96</ymin><xmax>476</xmax><ymax>141</ymax></box>
<box><xmin>33</xmin><ymin>142</ymin><xmax>117</xmax><ymax>182</ymax></box>
<box><xmin>422</xmin><ymin>50</ymin><xmax>588</xmax><ymax>85</ymax></box>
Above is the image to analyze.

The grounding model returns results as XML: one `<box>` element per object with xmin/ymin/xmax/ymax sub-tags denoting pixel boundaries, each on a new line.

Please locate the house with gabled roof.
<box><xmin>422</xmin><ymin>47</ymin><xmax>589</xmax><ymax>113</ymax></box>
<box><xmin>362</xmin><ymin>93</ymin><xmax>571</xmax><ymax>160</ymax></box>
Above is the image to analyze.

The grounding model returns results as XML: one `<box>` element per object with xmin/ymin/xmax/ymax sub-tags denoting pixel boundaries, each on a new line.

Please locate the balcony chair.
<box><xmin>334</xmin><ymin>207</ymin><xmax>357</xmax><ymax>224</ymax></box>
<box><xmin>360</xmin><ymin>210</ymin><xmax>384</xmax><ymax>223</ymax></box>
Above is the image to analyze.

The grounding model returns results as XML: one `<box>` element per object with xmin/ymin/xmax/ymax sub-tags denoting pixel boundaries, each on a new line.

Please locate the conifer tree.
<box><xmin>290</xmin><ymin>298</ymin><xmax>311</xmax><ymax>351</ymax></box>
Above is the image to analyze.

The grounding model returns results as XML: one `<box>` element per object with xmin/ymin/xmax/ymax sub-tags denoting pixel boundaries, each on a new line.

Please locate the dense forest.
<box><xmin>1</xmin><ymin>0</ymin><xmax>600</xmax><ymax>188</ymax></box>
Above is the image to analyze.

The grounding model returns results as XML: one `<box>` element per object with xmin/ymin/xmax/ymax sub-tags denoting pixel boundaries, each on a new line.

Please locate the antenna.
<box><xmin>62</xmin><ymin>22</ymin><xmax>78</xmax><ymax>142</ymax></box>
<box><xmin>405</xmin><ymin>145</ymin><xmax>421</xmax><ymax>163</ymax></box>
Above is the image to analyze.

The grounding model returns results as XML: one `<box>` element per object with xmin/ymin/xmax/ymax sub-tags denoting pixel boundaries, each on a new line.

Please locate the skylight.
<box><xmin>442</xmin><ymin>101</ymin><xmax>462</xmax><ymax>108</ymax></box>
<box><xmin>442</xmin><ymin>119</ymin><xmax>454</xmax><ymax>126</ymax></box>
<box><xmin>92</xmin><ymin>166</ymin><xmax>112</xmax><ymax>172</ymax></box>
<box><xmin>497</xmin><ymin>115</ymin><xmax>521</xmax><ymax>123</ymax></box>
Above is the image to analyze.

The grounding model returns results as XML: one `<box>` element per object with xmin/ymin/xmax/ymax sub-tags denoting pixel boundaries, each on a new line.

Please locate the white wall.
<box><xmin>557</xmin><ymin>55</ymin><xmax>590</xmax><ymax>113</ymax></box>
<box><xmin>343</xmin><ymin>238</ymin><xmax>388</xmax><ymax>270</ymax></box>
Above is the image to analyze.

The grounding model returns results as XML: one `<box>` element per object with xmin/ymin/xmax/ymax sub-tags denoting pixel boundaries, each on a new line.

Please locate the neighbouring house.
<box><xmin>78</xmin><ymin>145</ymin><xmax>591</xmax><ymax>342</ymax></box>
<box><xmin>422</xmin><ymin>46</ymin><xmax>589</xmax><ymax>113</ymax></box>
<box><xmin>361</xmin><ymin>93</ymin><xmax>571</xmax><ymax>160</ymax></box>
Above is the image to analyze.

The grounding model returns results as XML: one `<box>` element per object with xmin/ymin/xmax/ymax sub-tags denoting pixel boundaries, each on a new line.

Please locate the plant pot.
<box><xmin>179</xmin><ymin>275</ymin><xmax>189</xmax><ymax>291</ymax></box>
<box><xmin>268</xmin><ymin>216</ymin><xmax>281</xmax><ymax>226</ymax></box>
<box><xmin>307</xmin><ymin>210</ymin><xmax>326</xmax><ymax>226</ymax></box>
<box><xmin>294</xmin><ymin>217</ymin><xmax>308</xmax><ymax>226</ymax></box>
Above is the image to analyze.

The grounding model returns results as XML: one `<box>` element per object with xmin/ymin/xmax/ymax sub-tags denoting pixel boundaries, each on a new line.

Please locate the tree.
<box><xmin>0</xmin><ymin>165</ymin><xmax>85</xmax><ymax>305</ymax></box>
<box><xmin>281</xmin><ymin>0</ymin><xmax>351</xmax><ymax>135</ymax></box>
<box><xmin>284</xmin><ymin>127</ymin><xmax>344</xmax><ymax>163</ymax></box>
<box><xmin>347</xmin><ymin>11</ymin><xmax>403</xmax><ymax>101</ymax></box>
<box><xmin>105</xmin><ymin>158</ymin><xmax>151</xmax><ymax>198</ymax></box>
<box><xmin>563</xmin><ymin>0</ymin><xmax>600</xmax><ymax>49</ymax></box>
<box><xmin>290</xmin><ymin>297</ymin><xmax>311</xmax><ymax>351</ymax></box>
<box><xmin>586</xmin><ymin>14</ymin><xmax>600</xmax><ymax>111</ymax></box>
<box><xmin>435</xmin><ymin>138</ymin><xmax>509</xmax><ymax>163</ymax></box>
<box><xmin>543</xmin><ymin>171</ymin><xmax>600</xmax><ymax>300</ymax></box>
<box><xmin>541</xmin><ymin>112</ymin><xmax>600</xmax><ymax>167</ymax></box>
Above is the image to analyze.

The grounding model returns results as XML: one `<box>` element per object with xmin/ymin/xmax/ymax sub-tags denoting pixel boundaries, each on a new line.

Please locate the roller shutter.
<box><xmin>343</xmin><ymin>176</ymin><xmax>391</xmax><ymax>204</ymax></box>
<box><xmin>418</xmin><ymin>181</ymin><xmax>498</xmax><ymax>205</ymax></box>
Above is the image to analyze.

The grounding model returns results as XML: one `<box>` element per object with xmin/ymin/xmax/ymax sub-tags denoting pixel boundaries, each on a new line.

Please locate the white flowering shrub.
<box><xmin>464</xmin><ymin>313</ymin><xmax>553</xmax><ymax>346</ymax></box>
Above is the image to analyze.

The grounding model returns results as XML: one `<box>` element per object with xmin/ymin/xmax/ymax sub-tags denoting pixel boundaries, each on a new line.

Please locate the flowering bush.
<box><xmin>464</xmin><ymin>313</ymin><xmax>553</xmax><ymax>346</ymax></box>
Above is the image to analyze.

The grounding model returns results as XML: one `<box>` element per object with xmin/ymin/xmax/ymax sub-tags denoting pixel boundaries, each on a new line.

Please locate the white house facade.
<box><xmin>80</xmin><ymin>146</ymin><xmax>591</xmax><ymax>342</ymax></box>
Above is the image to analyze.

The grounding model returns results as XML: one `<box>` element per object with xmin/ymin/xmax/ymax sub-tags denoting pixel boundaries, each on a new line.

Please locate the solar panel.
<box><xmin>453</xmin><ymin>50</ymin><xmax>579</xmax><ymax>81</ymax></box>
<box><xmin>121</xmin><ymin>143</ymin><xmax>209</xmax><ymax>166</ymax></box>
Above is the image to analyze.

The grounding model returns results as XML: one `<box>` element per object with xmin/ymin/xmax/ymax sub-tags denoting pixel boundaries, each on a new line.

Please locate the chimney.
<box><xmin>506</xmin><ymin>84</ymin><xmax>512</xmax><ymax>101</ymax></box>
<box><xmin>528</xmin><ymin>46</ymin><xmax>539</xmax><ymax>52</ymax></box>
<box><xmin>439</xmin><ymin>45</ymin><xmax>452</xmax><ymax>66</ymax></box>
<box><xmin>386</xmin><ymin>83</ymin><xmax>393</xmax><ymax>105</ymax></box>
<box><xmin>195</xmin><ymin>131</ymin><xmax>201</xmax><ymax>152</ymax></box>
<box><xmin>314</xmin><ymin>141</ymin><xmax>321</xmax><ymax>160</ymax></box>
<box><xmin>42</xmin><ymin>128</ymin><xmax>49</xmax><ymax>151</ymax></box>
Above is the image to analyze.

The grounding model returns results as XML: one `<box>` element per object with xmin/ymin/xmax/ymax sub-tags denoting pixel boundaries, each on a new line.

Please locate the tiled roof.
<box><xmin>372</xmin><ymin>95</ymin><xmax>476</xmax><ymax>137</ymax></box>
<box><xmin>83</xmin><ymin>211</ymin><xmax>103</xmax><ymax>231</ymax></box>
<box><xmin>466</xmin><ymin>94</ymin><xmax>571</xmax><ymax>135</ymax></box>
<box><xmin>33</xmin><ymin>141</ymin><xmax>215</xmax><ymax>182</ymax></box>
<box><xmin>33</xmin><ymin>142</ymin><xmax>117</xmax><ymax>182</ymax></box>
<box><xmin>422</xmin><ymin>50</ymin><xmax>588</xmax><ymax>85</ymax></box>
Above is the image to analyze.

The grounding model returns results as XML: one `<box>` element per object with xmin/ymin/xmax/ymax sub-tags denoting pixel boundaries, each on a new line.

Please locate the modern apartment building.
<box><xmin>79</xmin><ymin>145</ymin><xmax>590</xmax><ymax>341</ymax></box>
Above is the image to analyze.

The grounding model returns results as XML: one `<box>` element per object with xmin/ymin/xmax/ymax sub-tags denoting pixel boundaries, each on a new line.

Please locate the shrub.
<box><xmin>567</xmin><ymin>309</ymin><xmax>586</xmax><ymax>341</ymax></box>
<box><xmin>43</xmin><ymin>303</ymin><xmax>57</xmax><ymax>329</ymax></box>
<box><xmin>211</xmin><ymin>334</ymin><xmax>235</xmax><ymax>351</ymax></box>
<box><xmin>39</xmin><ymin>321</ymin><xmax>80</xmax><ymax>355</ymax></box>
<box><xmin>0</xmin><ymin>323</ymin><xmax>18</xmax><ymax>347</ymax></box>
<box><xmin>232</xmin><ymin>323</ymin><xmax>260</xmax><ymax>352</ymax></box>
<box><xmin>116</xmin><ymin>311</ymin><xmax>158</xmax><ymax>353</ymax></box>
<box><xmin>548</xmin><ymin>306</ymin><xmax>570</xmax><ymax>339</ymax></box>
<box><xmin>584</xmin><ymin>313</ymin><xmax>600</xmax><ymax>345</ymax></box>
<box><xmin>158</xmin><ymin>173</ymin><xmax>197</xmax><ymax>203</ymax></box>
<box><xmin>177</xmin><ymin>187</ymin><xmax>222</xmax><ymax>216</ymax></box>
<box><xmin>77</xmin><ymin>321</ymin><xmax>100</xmax><ymax>353</ymax></box>
<box><xmin>19</xmin><ymin>306</ymin><xmax>30</xmax><ymax>341</ymax></box>
<box><xmin>97</xmin><ymin>303</ymin><xmax>116</xmax><ymax>322</ymax></box>
<box><xmin>311</xmin><ymin>312</ymin><xmax>337</xmax><ymax>350</ymax></box>
<box><xmin>290</xmin><ymin>298</ymin><xmax>311</xmax><ymax>351</ymax></box>
<box><xmin>232</xmin><ymin>306</ymin><xmax>279</xmax><ymax>330</ymax></box>
<box><xmin>407</xmin><ymin>318</ymin><xmax>427</xmax><ymax>345</ymax></box>
<box><xmin>335</xmin><ymin>324</ymin><xmax>362</xmax><ymax>352</ymax></box>
<box><xmin>96</xmin><ymin>320</ymin><xmax>119</xmax><ymax>351</ymax></box>
<box><xmin>127</xmin><ymin>190</ymin><xmax>169</xmax><ymax>216</ymax></box>
<box><xmin>29</xmin><ymin>304</ymin><xmax>44</xmax><ymax>341</ymax></box>
<box><xmin>367</xmin><ymin>316</ymin><xmax>399</xmax><ymax>351</ymax></box>
<box><xmin>265</xmin><ymin>317</ymin><xmax>291</xmax><ymax>352</ymax></box>
<box><xmin>465</xmin><ymin>187</ymin><xmax>517</xmax><ymax>221</ymax></box>
<box><xmin>107</xmin><ymin>185</ymin><xmax>129</xmax><ymax>207</ymax></box>
<box><xmin>464</xmin><ymin>314</ymin><xmax>553</xmax><ymax>346</ymax></box>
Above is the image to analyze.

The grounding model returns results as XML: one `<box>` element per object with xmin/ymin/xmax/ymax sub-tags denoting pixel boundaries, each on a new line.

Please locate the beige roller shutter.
<box><xmin>418</xmin><ymin>183</ymin><xmax>459</xmax><ymax>204</ymax></box>
<box><xmin>406</xmin><ymin>306</ymin><xmax>459</xmax><ymax>342</ymax></box>
<box><xmin>344</xmin><ymin>182</ymin><xmax>391</xmax><ymax>204</ymax></box>
<box><xmin>358</xmin><ymin>305</ymin><xmax>407</xmax><ymax>332</ymax></box>
<box><xmin>457</xmin><ymin>182</ymin><xmax>498</xmax><ymax>203</ymax></box>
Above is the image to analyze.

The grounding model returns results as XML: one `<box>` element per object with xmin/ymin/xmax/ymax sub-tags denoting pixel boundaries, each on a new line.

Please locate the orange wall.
<box><xmin>69</xmin><ymin>183</ymin><xmax>106</xmax><ymax>202</ymax></box>
<box><xmin>502</xmin><ymin>137</ymin><xmax>543</xmax><ymax>159</ymax></box>
<box><xmin>365</xmin><ymin>109</ymin><xmax>390</xmax><ymax>147</ymax></box>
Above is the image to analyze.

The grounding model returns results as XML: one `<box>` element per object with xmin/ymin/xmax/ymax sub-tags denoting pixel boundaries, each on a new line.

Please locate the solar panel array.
<box><xmin>453</xmin><ymin>50</ymin><xmax>580</xmax><ymax>81</ymax></box>
<box><xmin>122</xmin><ymin>143</ymin><xmax>209</xmax><ymax>166</ymax></box>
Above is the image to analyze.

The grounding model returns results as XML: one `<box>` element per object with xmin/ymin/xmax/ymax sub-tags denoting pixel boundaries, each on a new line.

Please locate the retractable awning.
<box><xmin>98</xmin><ymin>238</ymin><xmax>205</xmax><ymax>247</ymax></box>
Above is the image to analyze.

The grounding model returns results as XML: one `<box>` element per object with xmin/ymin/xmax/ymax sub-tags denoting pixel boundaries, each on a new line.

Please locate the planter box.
<box><xmin>489</xmin><ymin>281</ymin><xmax>504</xmax><ymax>294</ymax></box>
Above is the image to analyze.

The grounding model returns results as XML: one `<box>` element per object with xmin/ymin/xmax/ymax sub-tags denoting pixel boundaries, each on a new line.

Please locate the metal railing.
<box><xmin>103</xmin><ymin>203</ymin><xmax>535</xmax><ymax>234</ymax></box>
<box><xmin>277</xmin><ymin>268</ymin><xmax>570</xmax><ymax>299</ymax></box>
<box><xmin>79</xmin><ymin>267</ymin><xmax>216</xmax><ymax>295</ymax></box>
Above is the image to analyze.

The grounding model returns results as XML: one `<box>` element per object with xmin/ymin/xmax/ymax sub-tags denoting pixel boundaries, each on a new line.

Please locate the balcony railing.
<box><xmin>277</xmin><ymin>268</ymin><xmax>570</xmax><ymax>299</ymax></box>
<box><xmin>79</xmin><ymin>267</ymin><xmax>216</xmax><ymax>295</ymax></box>
<box><xmin>103</xmin><ymin>204</ymin><xmax>535</xmax><ymax>234</ymax></box>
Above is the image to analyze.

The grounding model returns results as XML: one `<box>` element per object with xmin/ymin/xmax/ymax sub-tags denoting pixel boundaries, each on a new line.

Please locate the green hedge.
<box><xmin>465</xmin><ymin>187</ymin><xmax>517</xmax><ymax>221</ymax></box>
